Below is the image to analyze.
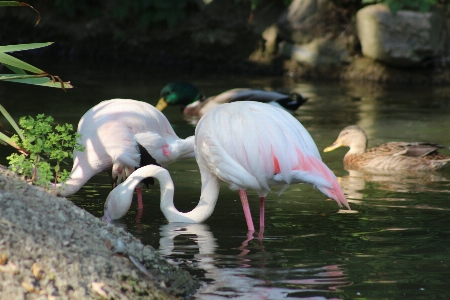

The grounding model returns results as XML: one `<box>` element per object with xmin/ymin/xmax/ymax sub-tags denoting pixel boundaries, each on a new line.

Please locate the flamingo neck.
<box><xmin>157</xmin><ymin>167</ymin><xmax>220</xmax><ymax>223</ymax></box>
<box><xmin>52</xmin><ymin>157</ymin><xmax>98</xmax><ymax>197</ymax></box>
<box><xmin>170</xmin><ymin>135</ymin><xmax>196</xmax><ymax>160</ymax></box>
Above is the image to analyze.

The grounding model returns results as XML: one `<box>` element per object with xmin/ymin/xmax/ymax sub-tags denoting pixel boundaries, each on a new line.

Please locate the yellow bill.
<box><xmin>155</xmin><ymin>98</ymin><xmax>168</xmax><ymax>111</ymax></box>
<box><xmin>324</xmin><ymin>142</ymin><xmax>343</xmax><ymax>152</ymax></box>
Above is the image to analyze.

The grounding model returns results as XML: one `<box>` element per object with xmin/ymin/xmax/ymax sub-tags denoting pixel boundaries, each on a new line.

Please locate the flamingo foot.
<box><xmin>239</xmin><ymin>190</ymin><xmax>255</xmax><ymax>232</ymax></box>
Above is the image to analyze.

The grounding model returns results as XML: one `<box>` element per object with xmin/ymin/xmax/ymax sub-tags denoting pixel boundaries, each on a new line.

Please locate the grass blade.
<box><xmin>0</xmin><ymin>104</ymin><xmax>26</xmax><ymax>142</ymax></box>
<box><xmin>0</xmin><ymin>42</ymin><xmax>53</xmax><ymax>53</ymax></box>
<box><xmin>0</xmin><ymin>53</ymin><xmax>43</xmax><ymax>74</ymax></box>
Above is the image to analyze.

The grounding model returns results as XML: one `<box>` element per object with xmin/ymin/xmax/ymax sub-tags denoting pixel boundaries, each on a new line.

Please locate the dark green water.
<box><xmin>1</xmin><ymin>62</ymin><xmax>450</xmax><ymax>299</ymax></box>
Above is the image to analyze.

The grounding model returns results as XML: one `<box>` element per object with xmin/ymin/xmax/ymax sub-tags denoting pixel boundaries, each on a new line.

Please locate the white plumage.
<box><xmin>103</xmin><ymin>101</ymin><xmax>349</xmax><ymax>230</ymax></box>
<box><xmin>54</xmin><ymin>99</ymin><xmax>195</xmax><ymax>199</ymax></box>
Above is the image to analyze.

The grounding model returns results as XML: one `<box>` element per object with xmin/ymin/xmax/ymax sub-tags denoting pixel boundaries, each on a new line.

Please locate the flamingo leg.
<box><xmin>259</xmin><ymin>196</ymin><xmax>265</xmax><ymax>230</ymax></box>
<box><xmin>136</xmin><ymin>187</ymin><xmax>144</xmax><ymax>210</ymax></box>
<box><xmin>238</xmin><ymin>190</ymin><xmax>255</xmax><ymax>232</ymax></box>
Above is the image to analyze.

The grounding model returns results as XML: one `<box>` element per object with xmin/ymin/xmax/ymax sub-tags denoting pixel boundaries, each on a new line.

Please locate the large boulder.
<box><xmin>356</xmin><ymin>4</ymin><xmax>447</xmax><ymax>67</ymax></box>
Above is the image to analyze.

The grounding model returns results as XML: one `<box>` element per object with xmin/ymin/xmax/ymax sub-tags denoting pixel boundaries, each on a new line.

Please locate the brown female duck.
<box><xmin>324</xmin><ymin>125</ymin><xmax>450</xmax><ymax>171</ymax></box>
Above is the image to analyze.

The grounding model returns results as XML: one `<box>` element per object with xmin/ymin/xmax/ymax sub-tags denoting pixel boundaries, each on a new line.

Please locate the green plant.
<box><xmin>2</xmin><ymin>108</ymin><xmax>83</xmax><ymax>189</ymax></box>
<box><xmin>0</xmin><ymin>1</ymin><xmax>72</xmax><ymax>89</ymax></box>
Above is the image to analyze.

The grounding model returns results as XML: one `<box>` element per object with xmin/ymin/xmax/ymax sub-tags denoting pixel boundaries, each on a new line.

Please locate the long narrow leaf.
<box><xmin>0</xmin><ymin>131</ymin><xmax>22</xmax><ymax>151</ymax></box>
<box><xmin>0</xmin><ymin>42</ymin><xmax>53</xmax><ymax>53</ymax></box>
<box><xmin>0</xmin><ymin>2</ymin><xmax>41</xmax><ymax>25</ymax></box>
<box><xmin>4</xmin><ymin>64</ymin><xmax>26</xmax><ymax>75</ymax></box>
<box><xmin>0</xmin><ymin>74</ymin><xmax>73</xmax><ymax>89</ymax></box>
<box><xmin>0</xmin><ymin>1</ymin><xmax>25</xmax><ymax>7</ymax></box>
<box><xmin>0</xmin><ymin>104</ymin><xmax>25</xmax><ymax>142</ymax></box>
<box><xmin>0</xmin><ymin>53</ymin><xmax>43</xmax><ymax>74</ymax></box>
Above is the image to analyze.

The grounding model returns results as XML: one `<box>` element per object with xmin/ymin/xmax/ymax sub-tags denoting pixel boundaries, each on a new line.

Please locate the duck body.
<box><xmin>157</xmin><ymin>82</ymin><xmax>307</xmax><ymax>118</ymax></box>
<box><xmin>324</xmin><ymin>125</ymin><xmax>450</xmax><ymax>171</ymax></box>
<box><xmin>55</xmin><ymin>99</ymin><xmax>195</xmax><ymax>197</ymax></box>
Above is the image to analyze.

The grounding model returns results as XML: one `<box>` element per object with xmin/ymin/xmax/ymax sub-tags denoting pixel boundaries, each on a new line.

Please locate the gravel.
<box><xmin>0</xmin><ymin>166</ymin><xmax>198</xmax><ymax>299</ymax></box>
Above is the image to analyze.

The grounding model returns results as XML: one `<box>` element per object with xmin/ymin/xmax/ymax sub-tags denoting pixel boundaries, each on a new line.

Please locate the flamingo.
<box><xmin>53</xmin><ymin>99</ymin><xmax>195</xmax><ymax>207</ymax></box>
<box><xmin>102</xmin><ymin>101</ymin><xmax>350</xmax><ymax>230</ymax></box>
<box><xmin>156</xmin><ymin>82</ymin><xmax>307</xmax><ymax>119</ymax></box>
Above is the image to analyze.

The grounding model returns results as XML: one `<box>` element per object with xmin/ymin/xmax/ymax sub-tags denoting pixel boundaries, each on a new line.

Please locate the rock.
<box><xmin>356</xmin><ymin>4</ymin><xmax>447</xmax><ymax>67</ymax></box>
<box><xmin>279</xmin><ymin>33</ymin><xmax>350</xmax><ymax>65</ymax></box>
<box><xmin>0</xmin><ymin>166</ymin><xmax>198</xmax><ymax>299</ymax></box>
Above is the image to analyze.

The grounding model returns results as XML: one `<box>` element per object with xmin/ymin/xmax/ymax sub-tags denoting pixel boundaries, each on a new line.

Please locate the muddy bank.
<box><xmin>0</xmin><ymin>166</ymin><xmax>198</xmax><ymax>299</ymax></box>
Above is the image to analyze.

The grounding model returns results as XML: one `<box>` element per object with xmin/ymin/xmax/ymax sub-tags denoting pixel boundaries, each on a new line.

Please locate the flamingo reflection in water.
<box><xmin>159</xmin><ymin>223</ymin><xmax>351</xmax><ymax>299</ymax></box>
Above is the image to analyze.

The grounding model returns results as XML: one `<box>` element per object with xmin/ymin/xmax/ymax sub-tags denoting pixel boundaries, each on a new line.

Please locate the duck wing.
<box><xmin>387</xmin><ymin>142</ymin><xmax>445</xmax><ymax>157</ymax></box>
<box><xmin>368</xmin><ymin>142</ymin><xmax>444</xmax><ymax>157</ymax></box>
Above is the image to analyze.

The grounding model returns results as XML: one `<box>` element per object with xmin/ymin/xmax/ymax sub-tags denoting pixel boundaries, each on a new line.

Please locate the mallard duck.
<box><xmin>156</xmin><ymin>82</ymin><xmax>307</xmax><ymax>117</ymax></box>
<box><xmin>324</xmin><ymin>125</ymin><xmax>450</xmax><ymax>171</ymax></box>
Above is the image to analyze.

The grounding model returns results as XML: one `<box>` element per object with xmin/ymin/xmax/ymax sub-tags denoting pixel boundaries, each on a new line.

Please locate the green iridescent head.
<box><xmin>156</xmin><ymin>82</ymin><xmax>205</xmax><ymax>111</ymax></box>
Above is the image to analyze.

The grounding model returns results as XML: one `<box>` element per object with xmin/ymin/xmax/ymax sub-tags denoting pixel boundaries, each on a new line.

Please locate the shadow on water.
<box><xmin>2</xmin><ymin>62</ymin><xmax>450</xmax><ymax>299</ymax></box>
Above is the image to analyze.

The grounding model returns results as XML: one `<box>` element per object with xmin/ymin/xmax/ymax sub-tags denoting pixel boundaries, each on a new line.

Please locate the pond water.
<box><xmin>1</xmin><ymin>61</ymin><xmax>450</xmax><ymax>299</ymax></box>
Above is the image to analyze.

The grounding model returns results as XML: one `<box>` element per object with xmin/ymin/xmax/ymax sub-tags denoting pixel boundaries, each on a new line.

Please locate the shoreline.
<box><xmin>0</xmin><ymin>165</ymin><xmax>198</xmax><ymax>299</ymax></box>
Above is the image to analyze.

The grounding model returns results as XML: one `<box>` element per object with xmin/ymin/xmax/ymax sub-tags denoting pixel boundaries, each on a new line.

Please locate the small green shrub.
<box><xmin>6</xmin><ymin>114</ymin><xmax>84</xmax><ymax>189</ymax></box>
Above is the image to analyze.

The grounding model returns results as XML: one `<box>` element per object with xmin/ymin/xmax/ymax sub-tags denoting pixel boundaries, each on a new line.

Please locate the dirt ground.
<box><xmin>0</xmin><ymin>165</ymin><xmax>198</xmax><ymax>299</ymax></box>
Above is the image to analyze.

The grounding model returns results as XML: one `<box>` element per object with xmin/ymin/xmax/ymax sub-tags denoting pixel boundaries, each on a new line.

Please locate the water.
<box><xmin>1</xmin><ymin>61</ymin><xmax>450</xmax><ymax>299</ymax></box>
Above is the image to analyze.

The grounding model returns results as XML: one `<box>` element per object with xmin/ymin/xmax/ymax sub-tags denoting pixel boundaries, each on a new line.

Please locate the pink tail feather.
<box><xmin>294</xmin><ymin>150</ymin><xmax>350</xmax><ymax>210</ymax></box>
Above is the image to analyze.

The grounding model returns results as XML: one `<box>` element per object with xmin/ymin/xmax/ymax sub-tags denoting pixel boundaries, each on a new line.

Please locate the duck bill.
<box><xmin>324</xmin><ymin>142</ymin><xmax>342</xmax><ymax>152</ymax></box>
<box><xmin>155</xmin><ymin>98</ymin><xmax>168</xmax><ymax>111</ymax></box>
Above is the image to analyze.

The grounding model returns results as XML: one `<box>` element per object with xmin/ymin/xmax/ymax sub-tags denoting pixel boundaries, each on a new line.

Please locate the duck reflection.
<box><xmin>158</xmin><ymin>223</ymin><xmax>350</xmax><ymax>299</ymax></box>
<box><xmin>339</xmin><ymin>168</ymin><xmax>450</xmax><ymax>201</ymax></box>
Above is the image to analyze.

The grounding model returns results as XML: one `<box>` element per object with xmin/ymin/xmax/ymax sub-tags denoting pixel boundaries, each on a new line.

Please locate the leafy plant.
<box><xmin>1</xmin><ymin>106</ymin><xmax>83</xmax><ymax>189</ymax></box>
<box><xmin>0</xmin><ymin>1</ymin><xmax>72</xmax><ymax>89</ymax></box>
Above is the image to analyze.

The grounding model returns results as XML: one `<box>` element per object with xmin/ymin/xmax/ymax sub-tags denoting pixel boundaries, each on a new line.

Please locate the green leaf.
<box><xmin>0</xmin><ymin>74</ymin><xmax>73</xmax><ymax>89</ymax></box>
<box><xmin>0</xmin><ymin>104</ymin><xmax>26</xmax><ymax>142</ymax></box>
<box><xmin>0</xmin><ymin>53</ymin><xmax>43</xmax><ymax>74</ymax></box>
<box><xmin>0</xmin><ymin>2</ymin><xmax>41</xmax><ymax>25</ymax></box>
<box><xmin>4</xmin><ymin>64</ymin><xmax>26</xmax><ymax>75</ymax></box>
<box><xmin>0</xmin><ymin>131</ymin><xmax>22</xmax><ymax>151</ymax></box>
<box><xmin>0</xmin><ymin>42</ymin><xmax>53</xmax><ymax>53</ymax></box>
<box><xmin>0</xmin><ymin>1</ymin><xmax>26</xmax><ymax>7</ymax></box>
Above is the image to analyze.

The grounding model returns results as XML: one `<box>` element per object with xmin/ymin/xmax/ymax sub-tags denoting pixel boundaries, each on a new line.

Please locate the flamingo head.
<box><xmin>102</xmin><ymin>186</ymin><xmax>132</xmax><ymax>222</ymax></box>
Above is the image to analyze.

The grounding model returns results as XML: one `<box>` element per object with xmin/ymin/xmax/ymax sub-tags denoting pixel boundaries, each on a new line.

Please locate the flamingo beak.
<box><xmin>155</xmin><ymin>98</ymin><xmax>168</xmax><ymax>111</ymax></box>
<box><xmin>324</xmin><ymin>141</ymin><xmax>343</xmax><ymax>152</ymax></box>
<box><xmin>102</xmin><ymin>210</ymin><xmax>112</xmax><ymax>223</ymax></box>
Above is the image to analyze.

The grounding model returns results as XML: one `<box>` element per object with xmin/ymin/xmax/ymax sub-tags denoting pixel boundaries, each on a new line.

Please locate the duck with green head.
<box><xmin>156</xmin><ymin>82</ymin><xmax>307</xmax><ymax>119</ymax></box>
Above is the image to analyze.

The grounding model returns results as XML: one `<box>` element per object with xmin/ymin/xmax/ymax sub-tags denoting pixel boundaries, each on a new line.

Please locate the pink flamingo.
<box><xmin>53</xmin><ymin>99</ymin><xmax>195</xmax><ymax>208</ymax></box>
<box><xmin>103</xmin><ymin>101</ymin><xmax>349</xmax><ymax>230</ymax></box>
